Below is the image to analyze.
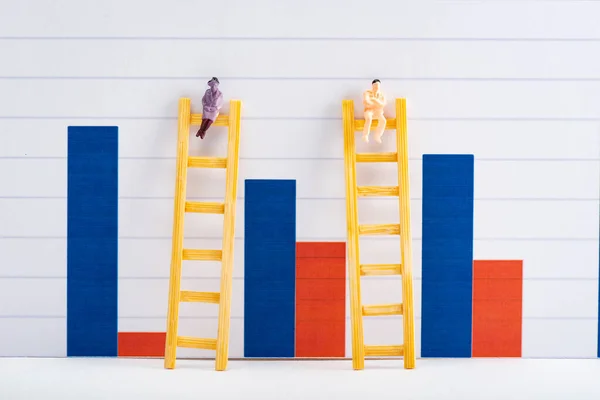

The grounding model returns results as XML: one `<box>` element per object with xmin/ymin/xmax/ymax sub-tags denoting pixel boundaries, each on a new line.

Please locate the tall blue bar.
<box><xmin>67</xmin><ymin>126</ymin><xmax>118</xmax><ymax>356</ymax></box>
<box><xmin>244</xmin><ymin>179</ymin><xmax>296</xmax><ymax>357</ymax></box>
<box><xmin>421</xmin><ymin>154</ymin><xmax>474</xmax><ymax>357</ymax></box>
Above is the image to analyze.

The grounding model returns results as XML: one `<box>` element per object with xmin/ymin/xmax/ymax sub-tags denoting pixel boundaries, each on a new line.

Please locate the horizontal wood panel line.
<box><xmin>0</xmin><ymin>315</ymin><xmax>597</xmax><ymax>321</ymax></box>
<box><xmin>1</xmin><ymin>236</ymin><xmax>598</xmax><ymax>241</ymax></box>
<box><xmin>2</xmin><ymin>157</ymin><xmax>600</xmax><ymax>162</ymax></box>
<box><xmin>1</xmin><ymin>276</ymin><xmax>598</xmax><ymax>281</ymax></box>
<box><xmin>5</xmin><ymin>76</ymin><xmax>600</xmax><ymax>82</ymax></box>
<box><xmin>2</xmin><ymin>116</ymin><xmax>600</xmax><ymax>122</ymax></box>
<box><xmin>2</xmin><ymin>36</ymin><xmax>600</xmax><ymax>42</ymax></box>
<box><xmin>123</xmin><ymin>198</ymin><xmax>600</xmax><ymax>202</ymax></box>
<box><xmin>0</xmin><ymin>315</ymin><xmax>66</xmax><ymax>319</ymax></box>
<box><xmin>1</xmin><ymin>196</ymin><xmax>598</xmax><ymax>202</ymax></box>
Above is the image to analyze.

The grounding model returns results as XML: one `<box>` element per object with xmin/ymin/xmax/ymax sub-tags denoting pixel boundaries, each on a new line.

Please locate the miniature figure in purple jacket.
<box><xmin>196</xmin><ymin>77</ymin><xmax>224</xmax><ymax>139</ymax></box>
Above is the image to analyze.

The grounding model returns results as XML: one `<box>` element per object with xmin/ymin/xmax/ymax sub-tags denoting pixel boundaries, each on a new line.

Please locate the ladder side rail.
<box><xmin>164</xmin><ymin>98</ymin><xmax>192</xmax><ymax>369</ymax></box>
<box><xmin>395</xmin><ymin>98</ymin><xmax>416</xmax><ymax>369</ymax></box>
<box><xmin>215</xmin><ymin>100</ymin><xmax>242</xmax><ymax>371</ymax></box>
<box><xmin>343</xmin><ymin>100</ymin><xmax>365</xmax><ymax>370</ymax></box>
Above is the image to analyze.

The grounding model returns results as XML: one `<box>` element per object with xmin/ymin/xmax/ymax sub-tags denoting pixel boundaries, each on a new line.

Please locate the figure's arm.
<box><xmin>363</xmin><ymin>91</ymin><xmax>373</xmax><ymax>105</ymax></box>
<box><xmin>369</xmin><ymin>92</ymin><xmax>385</xmax><ymax>106</ymax></box>
<box><xmin>215</xmin><ymin>93</ymin><xmax>224</xmax><ymax>110</ymax></box>
<box><xmin>202</xmin><ymin>91</ymin><xmax>209</xmax><ymax>107</ymax></box>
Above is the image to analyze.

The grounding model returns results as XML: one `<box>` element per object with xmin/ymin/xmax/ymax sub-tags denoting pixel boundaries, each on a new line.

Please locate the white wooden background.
<box><xmin>0</xmin><ymin>0</ymin><xmax>599</xmax><ymax>358</ymax></box>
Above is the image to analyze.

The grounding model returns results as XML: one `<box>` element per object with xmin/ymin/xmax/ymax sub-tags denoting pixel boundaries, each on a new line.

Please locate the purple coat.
<box><xmin>202</xmin><ymin>80</ymin><xmax>224</xmax><ymax>121</ymax></box>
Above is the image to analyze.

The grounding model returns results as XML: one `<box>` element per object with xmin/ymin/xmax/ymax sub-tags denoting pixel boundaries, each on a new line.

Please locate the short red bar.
<box><xmin>295</xmin><ymin>242</ymin><xmax>346</xmax><ymax>358</ymax></box>
<box><xmin>296</xmin><ymin>241</ymin><xmax>345</xmax><ymax>258</ymax></box>
<box><xmin>472</xmin><ymin>260</ymin><xmax>523</xmax><ymax>357</ymax></box>
<box><xmin>118</xmin><ymin>332</ymin><xmax>166</xmax><ymax>357</ymax></box>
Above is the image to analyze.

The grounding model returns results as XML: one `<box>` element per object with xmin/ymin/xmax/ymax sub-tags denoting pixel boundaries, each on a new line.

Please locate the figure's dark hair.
<box><xmin>372</xmin><ymin>79</ymin><xmax>380</xmax><ymax>84</ymax></box>
<box><xmin>210</xmin><ymin>77</ymin><xmax>219</xmax><ymax>84</ymax></box>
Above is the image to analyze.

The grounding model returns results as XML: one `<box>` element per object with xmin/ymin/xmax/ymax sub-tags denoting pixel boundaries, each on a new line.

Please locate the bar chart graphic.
<box><xmin>295</xmin><ymin>242</ymin><xmax>346</xmax><ymax>358</ymax></box>
<box><xmin>243</xmin><ymin>179</ymin><xmax>347</xmax><ymax>358</ymax></box>
<box><xmin>67</xmin><ymin>126</ymin><xmax>119</xmax><ymax>357</ymax></box>
<box><xmin>63</xmin><ymin>127</ymin><xmax>529</xmax><ymax>359</ymax></box>
<box><xmin>244</xmin><ymin>179</ymin><xmax>297</xmax><ymax>358</ymax></box>
<box><xmin>420</xmin><ymin>154</ymin><xmax>524</xmax><ymax>358</ymax></box>
<box><xmin>67</xmin><ymin>126</ymin><xmax>167</xmax><ymax>358</ymax></box>
<box><xmin>472</xmin><ymin>260</ymin><xmax>523</xmax><ymax>358</ymax></box>
<box><xmin>421</xmin><ymin>154</ymin><xmax>475</xmax><ymax>358</ymax></box>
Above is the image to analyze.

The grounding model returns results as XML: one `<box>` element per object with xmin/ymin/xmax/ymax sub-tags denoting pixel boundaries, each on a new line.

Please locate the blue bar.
<box><xmin>244</xmin><ymin>179</ymin><xmax>296</xmax><ymax>357</ymax></box>
<box><xmin>67</xmin><ymin>126</ymin><xmax>119</xmax><ymax>356</ymax></box>
<box><xmin>421</xmin><ymin>154</ymin><xmax>474</xmax><ymax>358</ymax></box>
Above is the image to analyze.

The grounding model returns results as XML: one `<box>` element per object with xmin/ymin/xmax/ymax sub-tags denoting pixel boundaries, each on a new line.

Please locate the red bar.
<box><xmin>296</xmin><ymin>242</ymin><xmax>345</xmax><ymax>258</ymax></box>
<box><xmin>472</xmin><ymin>260</ymin><xmax>523</xmax><ymax>357</ymax></box>
<box><xmin>296</xmin><ymin>258</ymin><xmax>346</xmax><ymax>279</ymax></box>
<box><xmin>118</xmin><ymin>332</ymin><xmax>166</xmax><ymax>357</ymax></box>
<box><xmin>295</xmin><ymin>242</ymin><xmax>346</xmax><ymax>358</ymax></box>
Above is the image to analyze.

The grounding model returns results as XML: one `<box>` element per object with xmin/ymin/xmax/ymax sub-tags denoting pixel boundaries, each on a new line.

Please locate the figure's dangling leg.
<box><xmin>363</xmin><ymin>111</ymin><xmax>373</xmax><ymax>143</ymax></box>
<box><xmin>199</xmin><ymin>119</ymin><xmax>213</xmax><ymax>139</ymax></box>
<box><xmin>196</xmin><ymin>118</ymin><xmax>214</xmax><ymax>139</ymax></box>
<box><xmin>373</xmin><ymin>111</ymin><xmax>386</xmax><ymax>143</ymax></box>
<box><xmin>195</xmin><ymin>119</ymin><xmax>207</xmax><ymax>137</ymax></box>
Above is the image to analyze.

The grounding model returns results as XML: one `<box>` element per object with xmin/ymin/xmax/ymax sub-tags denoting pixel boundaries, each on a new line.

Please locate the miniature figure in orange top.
<box><xmin>196</xmin><ymin>77</ymin><xmax>224</xmax><ymax>139</ymax></box>
<box><xmin>362</xmin><ymin>79</ymin><xmax>387</xmax><ymax>143</ymax></box>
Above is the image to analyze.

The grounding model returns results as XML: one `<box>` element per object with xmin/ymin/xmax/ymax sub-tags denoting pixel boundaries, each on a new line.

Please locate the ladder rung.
<box><xmin>358</xmin><ymin>224</ymin><xmax>400</xmax><ymax>235</ymax></box>
<box><xmin>362</xmin><ymin>303</ymin><xmax>403</xmax><ymax>316</ymax></box>
<box><xmin>177</xmin><ymin>336</ymin><xmax>218</xmax><ymax>350</ymax></box>
<box><xmin>354</xmin><ymin>118</ymin><xmax>397</xmax><ymax>131</ymax></box>
<box><xmin>190</xmin><ymin>114</ymin><xmax>229</xmax><ymax>126</ymax></box>
<box><xmin>355</xmin><ymin>152</ymin><xmax>398</xmax><ymax>163</ymax></box>
<box><xmin>180</xmin><ymin>291</ymin><xmax>221</xmax><ymax>303</ymax></box>
<box><xmin>185</xmin><ymin>201</ymin><xmax>225</xmax><ymax>214</ymax></box>
<box><xmin>188</xmin><ymin>156</ymin><xmax>227</xmax><ymax>169</ymax></box>
<box><xmin>364</xmin><ymin>345</ymin><xmax>404</xmax><ymax>357</ymax></box>
<box><xmin>357</xmin><ymin>186</ymin><xmax>399</xmax><ymax>197</ymax></box>
<box><xmin>182</xmin><ymin>249</ymin><xmax>223</xmax><ymax>261</ymax></box>
<box><xmin>360</xmin><ymin>264</ymin><xmax>402</xmax><ymax>276</ymax></box>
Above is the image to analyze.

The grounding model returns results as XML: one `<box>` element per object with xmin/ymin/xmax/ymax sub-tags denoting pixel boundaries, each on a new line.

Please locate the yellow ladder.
<box><xmin>164</xmin><ymin>97</ymin><xmax>242</xmax><ymax>371</ymax></box>
<box><xmin>342</xmin><ymin>98</ymin><xmax>416</xmax><ymax>370</ymax></box>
